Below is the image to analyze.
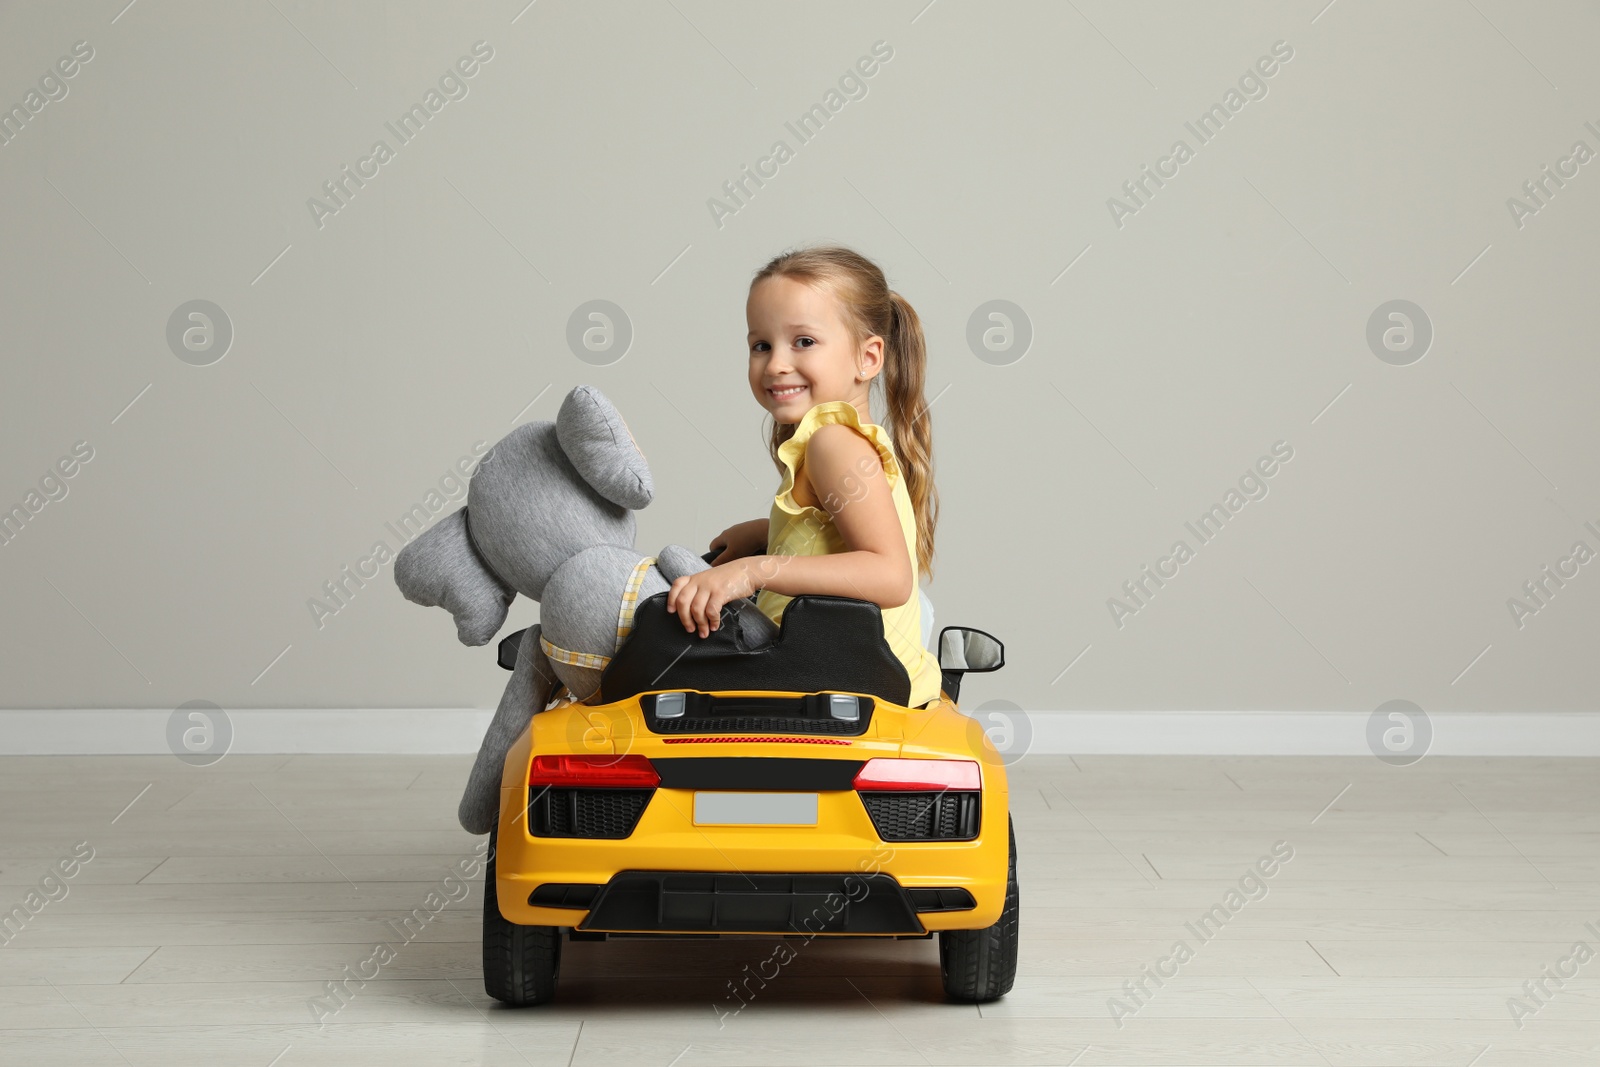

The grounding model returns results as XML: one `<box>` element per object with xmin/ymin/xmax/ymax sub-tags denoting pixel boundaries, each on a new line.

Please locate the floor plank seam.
<box><xmin>117</xmin><ymin>947</ymin><xmax>160</xmax><ymax>985</ymax></box>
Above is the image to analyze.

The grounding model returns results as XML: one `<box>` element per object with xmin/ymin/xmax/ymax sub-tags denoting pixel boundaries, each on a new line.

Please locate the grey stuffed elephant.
<box><xmin>394</xmin><ymin>384</ymin><xmax>778</xmax><ymax>834</ymax></box>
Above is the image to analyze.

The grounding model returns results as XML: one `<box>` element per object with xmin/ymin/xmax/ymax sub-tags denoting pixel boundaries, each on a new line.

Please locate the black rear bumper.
<box><xmin>571</xmin><ymin>870</ymin><xmax>934</xmax><ymax>934</ymax></box>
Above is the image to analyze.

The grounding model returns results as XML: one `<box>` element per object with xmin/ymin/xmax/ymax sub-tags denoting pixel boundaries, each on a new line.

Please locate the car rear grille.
<box><xmin>530</xmin><ymin>787</ymin><xmax>653</xmax><ymax>838</ymax></box>
<box><xmin>651</xmin><ymin>715</ymin><xmax>864</xmax><ymax>735</ymax></box>
<box><xmin>861</xmin><ymin>791</ymin><xmax>980</xmax><ymax>841</ymax></box>
<box><xmin>642</xmin><ymin>692</ymin><xmax>874</xmax><ymax>736</ymax></box>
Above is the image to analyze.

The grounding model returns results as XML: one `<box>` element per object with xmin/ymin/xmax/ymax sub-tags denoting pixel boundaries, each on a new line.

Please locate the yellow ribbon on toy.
<box><xmin>538</xmin><ymin>556</ymin><xmax>656</xmax><ymax>669</ymax></box>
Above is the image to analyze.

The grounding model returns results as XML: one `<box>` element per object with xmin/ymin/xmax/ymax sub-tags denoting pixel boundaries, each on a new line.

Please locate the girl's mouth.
<box><xmin>768</xmin><ymin>384</ymin><xmax>807</xmax><ymax>401</ymax></box>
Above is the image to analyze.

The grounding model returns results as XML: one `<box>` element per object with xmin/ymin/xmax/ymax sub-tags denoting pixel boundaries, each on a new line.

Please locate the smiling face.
<box><xmin>747</xmin><ymin>274</ymin><xmax>883</xmax><ymax>425</ymax></box>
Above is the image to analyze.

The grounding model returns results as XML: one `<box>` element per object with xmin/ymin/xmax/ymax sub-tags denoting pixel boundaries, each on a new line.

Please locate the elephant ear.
<box><xmin>393</xmin><ymin>508</ymin><xmax>515</xmax><ymax>646</ymax></box>
<box><xmin>556</xmin><ymin>384</ymin><xmax>653</xmax><ymax>510</ymax></box>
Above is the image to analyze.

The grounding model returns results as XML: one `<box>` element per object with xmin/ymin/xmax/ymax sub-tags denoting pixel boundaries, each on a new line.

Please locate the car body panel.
<box><xmin>494</xmin><ymin>688</ymin><xmax>1010</xmax><ymax>933</ymax></box>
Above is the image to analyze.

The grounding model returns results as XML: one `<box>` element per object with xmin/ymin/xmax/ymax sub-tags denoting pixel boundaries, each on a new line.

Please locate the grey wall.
<box><xmin>2</xmin><ymin>0</ymin><xmax>1595</xmax><ymax>719</ymax></box>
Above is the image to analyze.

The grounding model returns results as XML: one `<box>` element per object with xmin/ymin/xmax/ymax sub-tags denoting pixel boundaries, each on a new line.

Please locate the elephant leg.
<box><xmin>459</xmin><ymin>623</ymin><xmax>557</xmax><ymax>835</ymax></box>
<box><xmin>653</xmin><ymin>542</ymin><xmax>710</xmax><ymax>583</ymax></box>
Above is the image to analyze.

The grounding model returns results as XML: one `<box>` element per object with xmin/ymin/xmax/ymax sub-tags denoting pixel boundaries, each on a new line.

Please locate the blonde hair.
<box><xmin>752</xmin><ymin>245</ymin><xmax>938</xmax><ymax>578</ymax></box>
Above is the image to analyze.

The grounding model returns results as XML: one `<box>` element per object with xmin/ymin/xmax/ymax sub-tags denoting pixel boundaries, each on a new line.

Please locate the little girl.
<box><xmin>664</xmin><ymin>245</ymin><xmax>945</xmax><ymax>708</ymax></box>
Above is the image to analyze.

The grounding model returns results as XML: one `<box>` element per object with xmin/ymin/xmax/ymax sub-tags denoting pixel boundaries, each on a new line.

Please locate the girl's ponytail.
<box><xmin>881</xmin><ymin>291</ymin><xmax>938</xmax><ymax>579</ymax></box>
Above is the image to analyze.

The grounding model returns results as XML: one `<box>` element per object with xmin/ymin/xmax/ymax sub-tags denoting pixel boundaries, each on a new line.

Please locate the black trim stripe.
<box><xmin>651</xmin><ymin>757</ymin><xmax>864</xmax><ymax>791</ymax></box>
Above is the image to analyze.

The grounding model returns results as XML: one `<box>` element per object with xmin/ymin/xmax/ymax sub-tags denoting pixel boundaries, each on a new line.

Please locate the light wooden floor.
<box><xmin>1</xmin><ymin>754</ymin><xmax>1596</xmax><ymax>1066</ymax></box>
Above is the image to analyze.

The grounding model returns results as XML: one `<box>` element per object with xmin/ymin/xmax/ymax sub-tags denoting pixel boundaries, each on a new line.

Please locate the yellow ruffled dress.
<box><xmin>753</xmin><ymin>400</ymin><xmax>944</xmax><ymax>707</ymax></box>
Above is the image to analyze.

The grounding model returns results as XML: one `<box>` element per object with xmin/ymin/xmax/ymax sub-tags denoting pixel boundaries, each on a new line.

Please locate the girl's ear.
<box><xmin>857</xmin><ymin>334</ymin><xmax>885</xmax><ymax>382</ymax></box>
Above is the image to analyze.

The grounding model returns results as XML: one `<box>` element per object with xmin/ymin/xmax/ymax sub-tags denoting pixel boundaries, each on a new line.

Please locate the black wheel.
<box><xmin>938</xmin><ymin>815</ymin><xmax>1019</xmax><ymax>1002</ymax></box>
<box><xmin>481</xmin><ymin>821</ymin><xmax>561</xmax><ymax>1006</ymax></box>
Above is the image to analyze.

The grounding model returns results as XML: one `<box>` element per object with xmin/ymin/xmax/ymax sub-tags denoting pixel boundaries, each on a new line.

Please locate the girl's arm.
<box><xmin>667</xmin><ymin>424</ymin><xmax>912</xmax><ymax>637</ymax></box>
<box><xmin>751</xmin><ymin>422</ymin><xmax>913</xmax><ymax>607</ymax></box>
<box><xmin>708</xmin><ymin>517</ymin><xmax>769</xmax><ymax>565</ymax></box>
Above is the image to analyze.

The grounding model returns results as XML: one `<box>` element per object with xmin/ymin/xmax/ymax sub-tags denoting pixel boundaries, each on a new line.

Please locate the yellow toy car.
<box><xmin>482</xmin><ymin>585</ymin><xmax>1016</xmax><ymax>1005</ymax></box>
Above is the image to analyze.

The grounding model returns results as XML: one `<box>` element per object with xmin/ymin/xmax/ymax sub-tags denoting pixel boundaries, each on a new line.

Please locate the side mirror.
<box><xmin>937</xmin><ymin>625</ymin><xmax>1004</xmax><ymax>702</ymax></box>
<box><xmin>498</xmin><ymin>628</ymin><xmax>528</xmax><ymax>671</ymax></box>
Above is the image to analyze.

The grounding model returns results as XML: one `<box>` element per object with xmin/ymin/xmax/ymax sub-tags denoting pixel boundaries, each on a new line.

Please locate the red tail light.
<box><xmin>852</xmin><ymin>758</ymin><xmax>980</xmax><ymax>791</ymax></box>
<box><xmin>529</xmin><ymin>754</ymin><xmax>659</xmax><ymax>788</ymax></box>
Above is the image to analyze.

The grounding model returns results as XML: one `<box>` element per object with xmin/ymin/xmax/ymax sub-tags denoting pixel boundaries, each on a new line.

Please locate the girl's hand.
<box><xmin>708</xmin><ymin>518</ymin><xmax>769</xmax><ymax>565</ymax></box>
<box><xmin>666</xmin><ymin>561</ymin><xmax>760</xmax><ymax>638</ymax></box>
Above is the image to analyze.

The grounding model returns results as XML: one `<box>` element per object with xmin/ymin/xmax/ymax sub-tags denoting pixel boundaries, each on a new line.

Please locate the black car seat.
<box><xmin>595</xmin><ymin>591</ymin><xmax>913</xmax><ymax>706</ymax></box>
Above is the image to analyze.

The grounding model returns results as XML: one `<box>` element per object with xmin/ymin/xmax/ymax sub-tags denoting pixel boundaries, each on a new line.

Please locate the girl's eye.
<box><xmin>795</xmin><ymin>337</ymin><xmax>815</xmax><ymax>348</ymax></box>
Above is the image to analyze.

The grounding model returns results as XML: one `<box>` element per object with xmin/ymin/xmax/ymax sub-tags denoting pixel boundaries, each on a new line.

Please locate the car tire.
<box><xmin>938</xmin><ymin>814</ymin><xmax>1018</xmax><ymax>1002</ymax></box>
<box><xmin>481</xmin><ymin>820</ymin><xmax>561</xmax><ymax>1006</ymax></box>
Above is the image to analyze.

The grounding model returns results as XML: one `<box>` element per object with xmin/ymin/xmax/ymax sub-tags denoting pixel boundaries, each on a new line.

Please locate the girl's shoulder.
<box><xmin>779</xmin><ymin>401</ymin><xmax>901</xmax><ymax>483</ymax></box>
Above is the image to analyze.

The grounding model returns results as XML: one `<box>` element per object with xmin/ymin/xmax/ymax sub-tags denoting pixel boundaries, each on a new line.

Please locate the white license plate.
<box><xmin>693</xmin><ymin>791</ymin><xmax>818</xmax><ymax>826</ymax></box>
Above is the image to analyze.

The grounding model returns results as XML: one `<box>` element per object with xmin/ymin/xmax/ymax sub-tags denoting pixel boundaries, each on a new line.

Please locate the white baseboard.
<box><xmin>1020</xmin><ymin>711</ymin><xmax>1600</xmax><ymax>757</ymax></box>
<box><xmin>0</xmin><ymin>709</ymin><xmax>494</xmax><ymax>756</ymax></box>
<box><xmin>2</xmin><ymin>709</ymin><xmax>1598</xmax><ymax>757</ymax></box>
